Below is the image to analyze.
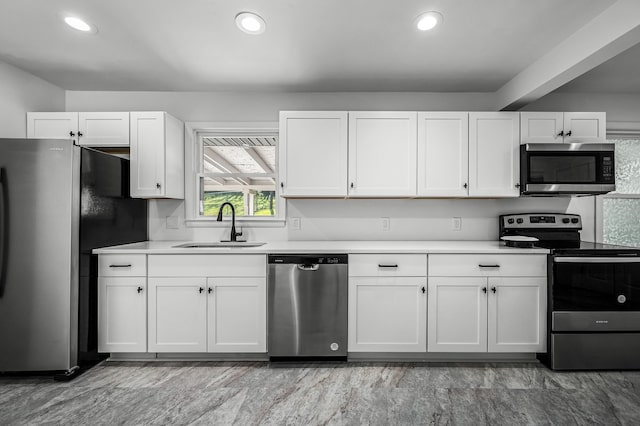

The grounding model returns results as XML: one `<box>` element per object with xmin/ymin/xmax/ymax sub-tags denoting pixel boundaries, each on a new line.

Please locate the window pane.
<box><xmin>603</xmin><ymin>198</ymin><xmax>640</xmax><ymax>247</ymax></box>
<box><xmin>200</xmin><ymin>135</ymin><xmax>277</xmax><ymax>217</ymax></box>
<box><xmin>253</xmin><ymin>191</ymin><xmax>276</xmax><ymax>216</ymax></box>
<box><xmin>203</xmin><ymin>191</ymin><xmax>244</xmax><ymax>217</ymax></box>
<box><xmin>610</xmin><ymin>139</ymin><xmax>640</xmax><ymax>194</ymax></box>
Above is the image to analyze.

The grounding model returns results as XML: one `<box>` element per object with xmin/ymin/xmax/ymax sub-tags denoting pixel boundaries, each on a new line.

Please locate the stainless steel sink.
<box><xmin>172</xmin><ymin>242</ymin><xmax>266</xmax><ymax>248</ymax></box>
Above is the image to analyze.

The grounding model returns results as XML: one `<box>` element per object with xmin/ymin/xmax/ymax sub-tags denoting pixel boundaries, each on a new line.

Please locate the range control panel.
<box><xmin>500</xmin><ymin>213</ymin><xmax>582</xmax><ymax>230</ymax></box>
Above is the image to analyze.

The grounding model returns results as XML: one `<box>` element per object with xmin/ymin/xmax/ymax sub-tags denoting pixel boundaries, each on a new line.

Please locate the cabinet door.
<box><xmin>417</xmin><ymin>112</ymin><xmax>469</xmax><ymax>196</ymax></box>
<box><xmin>427</xmin><ymin>277</ymin><xmax>487</xmax><ymax>352</ymax></box>
<box><xmin>487</xmin><ymin>277</ymin><xmax>546</xmax><ymax>353</ymax></box>
<box><xmin>469</xmin><ymin>112</ymin><xmax>520</xmax><ymax>197</ymax></box>
<box><xmin>98</xmin><ymin>277</ymin><xmax>147</xmax><ymax>353</ymax></box>
<box><xmin>207</xmin><ymin>277</ymin><xmax>266</xmax><ymax>353</ymax></box>
<box><xmin>26</xmin><ymin>112</ymin><xmax>78</xmax><ymax>141</ymax></box>
<box><xmin>563</xmin><ymin>112</ymin><xmax>606</xmax><ymax>144</ymax></box>
<box><xmin>279</xmin><ymin>111</ymin><xmax>348</xmax><ymax>197</ymax></box>
<box><xmin>348</xmin><ymin>112</ymin><xmax>417</xmax><ymax>197</ymax></box>
<box><xmin>78</xmin><ymin>112</ymin><xmax>130</xmax><ymax>147</ymax></box>
<box><xmin>130</xmin><ymin>111</ymin><xmax>166</xmax><ymax>198</ymax></box>
<box><xmin>348</xmin><ymin>276</ymin><xmax>427</xmax><ymax>352</ymax></box>
<box><xmin>148</xmin><ymin>277</ymin><xmax>207</xmax><ymax>352</ymax></box>
<box><xmin>520</xmin><ymin>112</ymin><xmax>564</xmax><ymax>144</ymax></box>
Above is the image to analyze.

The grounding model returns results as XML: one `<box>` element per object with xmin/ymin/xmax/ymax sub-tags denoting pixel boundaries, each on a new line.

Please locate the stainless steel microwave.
<box><xmin>520</xmin><ymin>143</ymin><xmax>615</xmax><ymax>195</ymax></box>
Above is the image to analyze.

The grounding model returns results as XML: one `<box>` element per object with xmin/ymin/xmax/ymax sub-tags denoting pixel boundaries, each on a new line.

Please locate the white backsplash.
<box><xmin>149</xmin><ymin>196</ymin><xmax>596</xmax><ymax>242</ymax></box>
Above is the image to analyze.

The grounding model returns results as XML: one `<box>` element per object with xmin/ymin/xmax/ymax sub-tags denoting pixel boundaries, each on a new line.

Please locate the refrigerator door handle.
<box><xmin>0</xmin><ymin>167</ymin><xmax>8</xmax><ymax>298</ymax></box>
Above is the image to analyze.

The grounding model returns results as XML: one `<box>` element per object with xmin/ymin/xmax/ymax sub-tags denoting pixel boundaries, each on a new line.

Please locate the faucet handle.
<box><xmin>235</xmin><ymin>227</ymin><xmax>243</xmax><ymax>237</ymax></box>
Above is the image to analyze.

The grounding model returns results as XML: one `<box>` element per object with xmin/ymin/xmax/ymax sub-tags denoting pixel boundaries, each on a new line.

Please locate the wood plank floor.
<box><xmin>1</xmin><ymin>361</ymin><xmax>640</xmax><ymax>425</ymax></box>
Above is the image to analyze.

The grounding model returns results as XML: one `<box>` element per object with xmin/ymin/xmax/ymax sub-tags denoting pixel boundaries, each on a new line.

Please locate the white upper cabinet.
<box><xmin>279</xmin><ymin>111</ymin><xmax>348</xmax><ymax>197</ymax></box>
<box><xmin>520</xmin><ymin>112</ymin><xmax>564</xmax><ymax>144</ymax></box>
<box><xmin>520</xmin><ymin>112</ymin><xmax>606</xmax><ymax>144</ymax></box>
<box><xmin>563</xmin><ymin>112</ymin><xmax>606</xmax><ymax>143</ymax></box>
<box><xmin>130</xmin><ymin>111</ymin><xmax>184</xmax><ymax>199</ymax></box>
<box><xmin>78</xmin><ymin>112</ymin><xmax>130</xmax><ymax>147</ymax></box>
<box><xmin>469</xmin><ymin>112</ymin><xmax>520</xmax><ymax>197</ymax></box>
<box><xmin>27</xmin><ymin>112</ymin><xmax>79</xmax><ymax>141</ymax></box>
<box><xmin>27</xmin><ymin>112</ymin><xmax>130</xmax><ymax>147</ymax></box>
<box><xmin>348</xmin><ymin>112</ymin><xmax>417</xmax><ymax>197</ymax></box>
<box><xmin>417</xmin><ymin>112</ymin><xmax>469</xmax><ymax>197</ymax></box>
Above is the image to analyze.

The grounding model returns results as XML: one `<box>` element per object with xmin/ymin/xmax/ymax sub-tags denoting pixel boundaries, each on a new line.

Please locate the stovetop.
<box><xmin>499</xmin><ymin>213</ymin><xmax>640</xmax><ymax>256</ymax></box>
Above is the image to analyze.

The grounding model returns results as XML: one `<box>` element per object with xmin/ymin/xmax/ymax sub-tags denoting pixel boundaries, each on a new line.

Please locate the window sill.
<box><xmin>185</xmin><ymin>218</ymin><xmax>287</xmax><ymax>228</ymax></box>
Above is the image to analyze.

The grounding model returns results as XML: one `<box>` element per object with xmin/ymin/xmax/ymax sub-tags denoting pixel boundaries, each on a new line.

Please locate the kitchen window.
<box><xmin>602</xmin><ymin>138</ymin><xmax>640</xmax><ymax>247</ymax></box>
<box><xmin>184</xmin><ymin>122</ymin><xmax>284</xmax><ymax>224</ymax></box>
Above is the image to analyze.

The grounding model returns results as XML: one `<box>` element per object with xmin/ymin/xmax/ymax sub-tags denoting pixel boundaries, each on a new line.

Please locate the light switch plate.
<box><xmin>382</xmin><ymin>217</ymin><xmax>390</xmax><ymax>231</ymax></box>
<box><xmin>452</xmin><ymin>217</ymin><xmax>462</xmax><ymax>231</ymax></box>
<box><xmin>290</xmin><ymin>217</ymin><xmax>301</xmax><ymax>230</ymax></box>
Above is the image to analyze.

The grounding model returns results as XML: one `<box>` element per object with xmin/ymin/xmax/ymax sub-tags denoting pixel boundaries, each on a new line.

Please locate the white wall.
<box><xmin>65</xmin><ymin>89</ymin><xmax>611</xmax><ymax>242</ymax></box>
<box><xmin>0</xmin><ymin>60</ymin><xmax>65</xmax><ymax>137</ymax></box>
<box><xmin>523</xmin><ymin>92</ymin><xmax>640</xmax><ymax>124</ymax></box>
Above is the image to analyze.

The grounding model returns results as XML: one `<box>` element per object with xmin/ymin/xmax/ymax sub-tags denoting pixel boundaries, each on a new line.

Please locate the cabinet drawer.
<box><xmin>349</xmin><ymin>254</ymin><xmax>427</xmax><ymax>277</ymax></box>
<box><xmin>148</xmin><ymin>255</ymin><xmax>266</xmax><ymax>277</ymax></box>
<box><xmin>99</xmin><ymin>254</ymin><xmax>147</xmax><ymax>276</ymax></box>
<box><xmin>429</xmin><ymin>254</ymin><xmax>546</xmax><ymax>277</ymax></box>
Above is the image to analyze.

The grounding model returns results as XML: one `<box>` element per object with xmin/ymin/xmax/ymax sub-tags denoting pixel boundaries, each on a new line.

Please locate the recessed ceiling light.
<box><xmin>415</xmin><ymin>11</ymin><xmax>443</xmax><ymax>31</ymax></box>
<box><xmin>64</xmin><ymin>16</ymin><xmax>97</xmax><ymax>33</ymax></box>
<box><xmin>235</xmin><ymin>12</ymin><xmax>266</xmax><ymax>35</ymax></box>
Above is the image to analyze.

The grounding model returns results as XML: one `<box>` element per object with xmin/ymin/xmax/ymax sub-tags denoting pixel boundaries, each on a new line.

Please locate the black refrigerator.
<box><xmin>0</xmin><ymin>138</ymin><xmax>147</xmax><ymax>378</ymax></box>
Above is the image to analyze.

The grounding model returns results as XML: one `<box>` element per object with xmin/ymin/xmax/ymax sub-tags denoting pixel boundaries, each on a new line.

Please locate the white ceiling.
<box><xmin>1</xmin><ymin>0</ymin><xmax>638</xmax><ymax>97</ymax></box>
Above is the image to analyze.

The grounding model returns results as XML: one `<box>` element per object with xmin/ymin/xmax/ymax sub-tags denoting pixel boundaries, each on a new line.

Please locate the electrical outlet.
<box><xmin>290</xmin><ymin>217</ymin><xmax>301</xmax><ymax>230</ymax></box>
<box><xmin>166</xmin><ymin>216</ymin><xmax>180</xmax><ymax>229</ymax></box>
<box><xmin>381</xmin><ymin>217</ymin><xmax>390</xmax><ymax>231</ymax></box>
<box><xmin>452</xmin><ymin>217</ymin><xmax>462</xmax><ymax>231</ymax></box>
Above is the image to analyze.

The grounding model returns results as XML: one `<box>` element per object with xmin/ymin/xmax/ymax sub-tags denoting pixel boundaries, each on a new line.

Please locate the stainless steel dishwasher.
<box><xmin>268</xmin><ymin>254</ymin><xmax>348</xmax><ymax>360</ymax></box>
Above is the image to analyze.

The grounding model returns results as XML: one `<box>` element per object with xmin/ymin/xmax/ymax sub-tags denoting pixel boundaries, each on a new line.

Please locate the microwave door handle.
<box><xmin>554</xmin><ymin>257</ymin><xmax>640</xmax><ymax>263</ymax></box>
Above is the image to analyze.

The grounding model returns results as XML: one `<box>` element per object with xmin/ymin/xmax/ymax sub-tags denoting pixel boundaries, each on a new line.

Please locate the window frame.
<box><xmin>184</xmin><ymin>121</ymin><xmax>285</xmax><ymax>226</ymax></box>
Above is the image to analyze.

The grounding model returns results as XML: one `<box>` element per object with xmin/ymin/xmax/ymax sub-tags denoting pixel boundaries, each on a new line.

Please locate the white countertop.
<box><xmin>93</xmin><ymin>240</ymin><xmax>549</xmax><ymax>255</ymax></box>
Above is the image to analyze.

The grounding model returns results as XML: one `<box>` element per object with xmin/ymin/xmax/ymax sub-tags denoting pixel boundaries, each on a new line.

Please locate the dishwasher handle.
<box><xmin>297</xmin><ymin>263</ymin><xmax>320</xmax><ymax>271</ymax></box>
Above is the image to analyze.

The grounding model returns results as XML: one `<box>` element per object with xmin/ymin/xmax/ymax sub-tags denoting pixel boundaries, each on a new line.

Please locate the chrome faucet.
<box><xmin>216</xmin><ymin>202</ymin><xmax>243</xmax><ymax>242</ymax></box>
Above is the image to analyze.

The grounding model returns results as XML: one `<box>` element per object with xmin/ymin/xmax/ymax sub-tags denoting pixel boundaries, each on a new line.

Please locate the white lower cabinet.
<box><xmin>147</xmin><ymin>254</ymin><xmax>267</xmax><ymax>354</ymax></box>
<box><xmin>207</xmin><ymin>277</ymin><xmax>266</xmax><ymax>352</ymax></box>
<box><xmin>487</xmin><ymin>277</ymin><xmax>547</xmax><ymax>352</ymax></box>
<box><xmin>98</xmin><ymin>277</ymin><xmax>147</xmax><ymax>353</ymax></box>
<box><xmin>428</xmin><ymin>254</ymin><xmax>547</xmax><ymax>353</ymax></box>
<box><xmin>427</xmin><ymin>277</ymin><xmax>488</xmax><ymax>352</ymax></box>
<box><xmin>97</xmin><ymin>254</ymin><xmax>147</xmax><ymax>353</ymax></box>
<box><xmin>348</xmin><ymin>254</ymin><xmax>428</xmax><ymax>352</ymax></box>
<box><xmin>148</xmin><ymin>277</ymin><xmax>208</xmax><ymax>352</ymax></box>
<box><xmin>349</xmin><ymin>277</ymin><xmax>427</xmax><ymax>352</ymax></box>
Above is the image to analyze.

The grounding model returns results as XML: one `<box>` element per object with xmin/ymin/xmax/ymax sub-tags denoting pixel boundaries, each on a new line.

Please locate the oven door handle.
<box><xmin>554</xmin><ymin>256</ymin><xmax>640</xmax><ymax>263</ymax></box>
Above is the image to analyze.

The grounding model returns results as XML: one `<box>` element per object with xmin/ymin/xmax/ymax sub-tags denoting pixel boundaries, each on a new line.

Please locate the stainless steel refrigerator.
<box><xmin>0</xmin><ymin>138</ymin><xmax>147</xmax><ymax>377</ymax></box>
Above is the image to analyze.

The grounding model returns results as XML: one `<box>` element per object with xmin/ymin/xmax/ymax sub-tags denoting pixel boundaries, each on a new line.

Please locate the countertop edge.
<box><xmin>93</xmin><ymin>241</ymin><xmax>550</xmax><ymax>255</ymax></box>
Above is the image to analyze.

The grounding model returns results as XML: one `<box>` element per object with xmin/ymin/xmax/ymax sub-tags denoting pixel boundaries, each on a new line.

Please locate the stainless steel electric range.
<box><xmin>500</xmin><ymin>213</ymin><xmax>640</xmax><ymax>370</ymax></box>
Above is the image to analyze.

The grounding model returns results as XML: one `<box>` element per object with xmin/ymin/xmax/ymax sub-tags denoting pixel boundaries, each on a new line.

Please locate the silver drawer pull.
<box><xmin>378</xmin><ymin>264</ymin><xmax>399</xmax><ymax>268</ymax></box>
<box><xmin>478</xmin><ymin>264</ymin><xmax>500</xmax><ymax>268</ymax></box>
<box><xmin>109</xmin><ymin>264</ymin><xmax>132</xmax><ymax>268</ymax></box>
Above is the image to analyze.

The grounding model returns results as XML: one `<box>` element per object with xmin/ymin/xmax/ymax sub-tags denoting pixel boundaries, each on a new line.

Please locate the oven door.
<box><xmin>551</xmin><ymin>256</ymin><xmax>640</xmax><ymax>331</ymax></box>
<box><xmin>520</xmin><ymin>143</ymin><xmax>615</xmax><ymax>195</ymax></box>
